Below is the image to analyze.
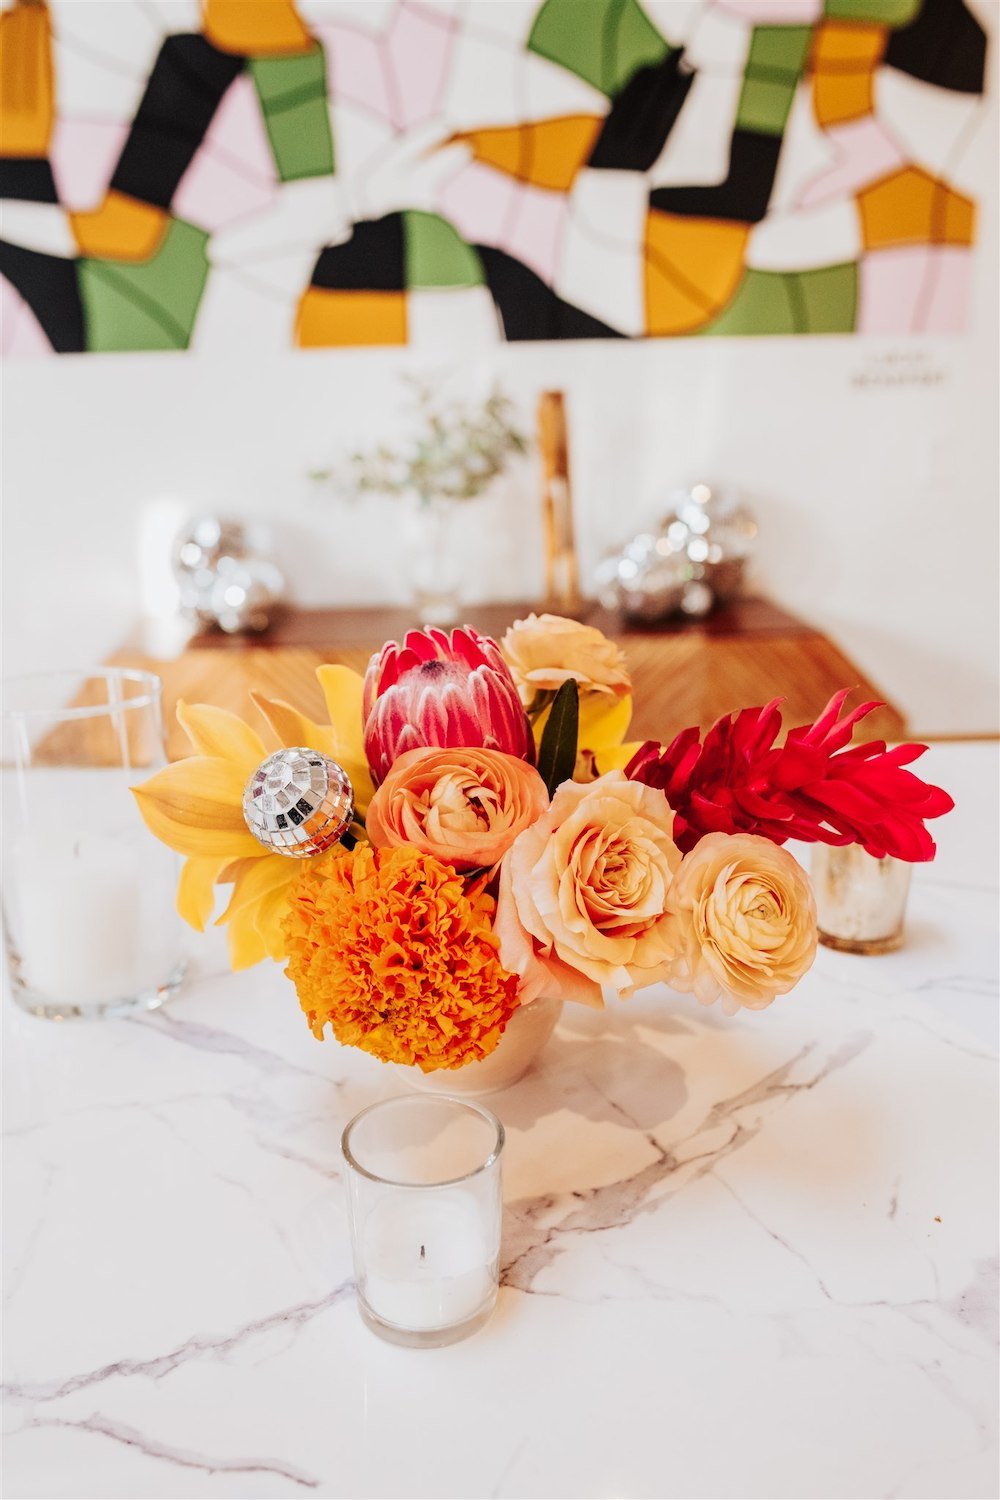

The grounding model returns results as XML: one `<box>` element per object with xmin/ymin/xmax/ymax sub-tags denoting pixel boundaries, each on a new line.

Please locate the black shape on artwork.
<box><xmin>589</xmin><ymin>50</ymin><xmax>695</xmax><ymax>173</ymax></box>
<box><xmin>0</xmin><ymin>157</ymin><xmax>58</xmax><ymax>203</ymax></box>
<box><xmin>0</xmin><ymin>240</ymin><xmax>85</xmax><ymax>353</ymax></box>
<box><xmin>475</xmin><ymin>247</ymin><xmax>625</xmax><ymax>341</ymax></box>
<box><xmin>311</xmin><ymin>215</ymin><xmax>406</xmax><ymax>291</ymax></box>
<box><xmin>885</xmin><ymin>0</ymin><xmax>987</xmax><ymax>95</ymax></box>
<box><xmin>649</xmin><ymin>130</ymin><xmax>783</xmax><ymax>225</ymax></box>
<box><xmin>110</xmin><ymin>34</ymin><xmax>244</xmax><ymax>210</ymax></box>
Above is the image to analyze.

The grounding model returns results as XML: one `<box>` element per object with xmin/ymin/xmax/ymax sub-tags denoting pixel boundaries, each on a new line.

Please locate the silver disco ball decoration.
<box><xmin>596</xmin><ymin>483</ymin><xmax>757</xmax><ymax>624</ymax></box>
<box><xmin>243</xmin><ymin>749</ymin><xmax>354</xmax><ymax>857</ymax></box>
<box><xmin>172</xmin><ymin>515</ymin><xmax>285</xmax><ymax>634</ymax></box>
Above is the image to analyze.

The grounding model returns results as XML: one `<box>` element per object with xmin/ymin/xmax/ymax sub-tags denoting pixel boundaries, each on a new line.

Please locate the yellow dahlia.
<box><xmin>283</xmin><ymin>844</ymin><xmax>520</xmax><ymax>1072</ymax></box>
<box><xmin>132</xmin><ymin>667</ymin><xmax>373</xmax><ymax>970</ymax></box>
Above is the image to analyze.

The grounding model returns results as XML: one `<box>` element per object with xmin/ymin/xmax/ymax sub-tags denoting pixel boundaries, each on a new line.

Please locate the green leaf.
<box><xmin>536</xmin><ymin>680</ymin><xmax>579</xmax><ymax>797</ymax></box>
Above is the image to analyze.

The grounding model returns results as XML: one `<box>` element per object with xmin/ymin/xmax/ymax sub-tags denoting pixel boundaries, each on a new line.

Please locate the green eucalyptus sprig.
<box><xmin>311</xmin><ymin>376</ymin><xmax>529</xmax><ymax>506</ymax></box>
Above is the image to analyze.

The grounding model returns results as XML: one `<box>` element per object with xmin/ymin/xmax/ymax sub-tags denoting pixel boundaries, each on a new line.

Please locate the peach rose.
<box><xmin>666</xmin><ymin>833</ymin><xmax>817</xmax><ymax>1014</ymax></box>
<box><xmin>495</xmin><ymin>771</ymin><xmax>681</xmax><ymax>1007</ymax></box>
<box><xmin>501</xmin><ymin>613</ymin><xmax>630</xmax><ymax>707</ymax></box>
<box><xmin>366</xmin><ymin>746</ymin><xmax>549</xmax><ymax>873</ymax></box>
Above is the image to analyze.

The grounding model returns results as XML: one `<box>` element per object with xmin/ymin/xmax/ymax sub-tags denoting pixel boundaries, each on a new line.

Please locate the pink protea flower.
<box><xmin>363</xmin><ymin>627</ymin><xmax>535</xmax><ymax>784</ymax></box>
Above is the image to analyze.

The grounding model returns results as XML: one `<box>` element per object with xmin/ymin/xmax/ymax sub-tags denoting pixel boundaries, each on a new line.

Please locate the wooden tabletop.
<box><xmin>110</xmin><ymin>598</ymin><xmax>906</xmax><ymax>763</ymax></box>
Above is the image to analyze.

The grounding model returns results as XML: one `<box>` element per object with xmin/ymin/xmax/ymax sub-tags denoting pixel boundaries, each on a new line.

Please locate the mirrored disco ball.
<box><xmin>171</xmin><ymin>515</ymin><xmax>284</xmax><ymax>633</ymax></box>
<box><xmin>210</xmin><ymin>558</ymin><xmax>286</xmax><ymax>635</ymax></box>
<box><xmin>243</xmin><ymin>749</ymin><xmax>354</xmax><ymax>857</ymax></box>
<box><xmin>597</xmin><ymin>483</ymin><xmax>757</xmax><ymax>624</ymax></box>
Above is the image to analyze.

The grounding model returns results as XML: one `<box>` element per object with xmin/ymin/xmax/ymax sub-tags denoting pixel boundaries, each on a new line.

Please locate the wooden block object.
<box><xmin>109</xmin><ymin>599</ymin><xmax>906</xmax><ymax>763</ymax></box>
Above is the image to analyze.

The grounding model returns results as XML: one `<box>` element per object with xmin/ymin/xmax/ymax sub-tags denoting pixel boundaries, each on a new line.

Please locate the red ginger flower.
<box><xmin>363</xmin><ymin>626</ymin><xmax>534</xmax><ymax>785</ymax></box>
<box><xmin>626</xmin><ymin>690</ymin><xmax>953</xmax><ymax>862</ymax></box>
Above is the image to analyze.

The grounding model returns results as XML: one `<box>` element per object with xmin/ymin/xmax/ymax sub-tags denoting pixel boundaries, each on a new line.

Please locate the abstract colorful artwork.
<box><xmin>0</xmin><ymin>0</ymin><xmax>988</xmax><ymax>354</ymax></box>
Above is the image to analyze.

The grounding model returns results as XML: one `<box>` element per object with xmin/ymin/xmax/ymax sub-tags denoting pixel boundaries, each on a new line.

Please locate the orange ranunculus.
<box><xmin>494</xmin><ymin>771</ymin><xmax>682</xmax><ymax>1007</ymax></box>
<box><xmin>666</xmin><ymin>833</ymin><xmax>817</xmax><ymax>1014</ymax></box>
<box><xmin>366</xmin><ymin>746</ymin><xmax>549</xmax><ymax>873</ymax></box>
<box><xmin>283</xmin><ymin>844</ymin><xmax>519</xmax><ymax>1072</ymax></box>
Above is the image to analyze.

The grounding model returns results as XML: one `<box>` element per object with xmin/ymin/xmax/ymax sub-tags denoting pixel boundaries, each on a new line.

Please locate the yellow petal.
<box><xmin>594</xmin><ymin>740</ymin><xmax>643</xmax><ymax>774</ymax></box>
<box><xmin>216</xmin><ymin>851</ymin><xmax>296</xmax><ymax>926</ymax></box>
<box><xmin>226</xmin><ymin>905</ymin><xmax>270</xmax><ymax>970</ymax></box>
<box><xmin>316</xmin><ymin>664</ymin><xmax>367</xmax><ymax>762</ymax></box>
<box><xmin>132</xmin><ymin>757</ymin><xmax>263</xmax><ymax>858</ymax></box>
<box><xmin>579</xmin><ymin>692</ymin><xmax>633</xmax><ymax>752</ymax></box>
<box><xmin>176</xmin><ymin>701</ymin><xmax>266</xmax><ymax>774</ymax></box>
<box><xmin>176</xmin><ymin>854</ymin><xmax>230</xmax><ymax>931</ymax></box>
<box><xmin>318</xmin><ymin>667</ymin><xmax>375</xmax><ymax>816</ymax></box>
<box><xmin>254</xmin><ymin>883</ymin><xmax>293</xmax><ymax>962</ymax></box>
<box><xmin>250</xmin><ymin>690</ymin><xmax>335</xmax><ymax>759</ymax></box>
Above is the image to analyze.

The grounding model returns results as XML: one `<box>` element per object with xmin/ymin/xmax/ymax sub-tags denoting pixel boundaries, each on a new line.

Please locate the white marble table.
<box><xmin>3</xmin><ymin>743</ymin><xmax>997</xmax><ymax>1500</ymax></box>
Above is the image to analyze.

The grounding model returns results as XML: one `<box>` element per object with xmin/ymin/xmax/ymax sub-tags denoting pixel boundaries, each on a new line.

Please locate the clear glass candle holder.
<box><xmin>342</xmin><ymin>1096</ymin><xmax>504</xmax><ymax>1348</ymax></box>
<box><xmin>2</xmin><ymin>669</ymin><xmax>187</xmax><ymax>1020</ymax></box>
<box><xmin>811</xmin><ymin>843</ymin><xmax>913</xmax><ymax>954</ymax></box>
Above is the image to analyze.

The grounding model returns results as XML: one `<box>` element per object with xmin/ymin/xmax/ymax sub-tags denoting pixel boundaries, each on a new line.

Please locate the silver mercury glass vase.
<box><xmin>811</xmin><ymin>844</ymin><xmax>913</xmax><ymax>954</ymax></box>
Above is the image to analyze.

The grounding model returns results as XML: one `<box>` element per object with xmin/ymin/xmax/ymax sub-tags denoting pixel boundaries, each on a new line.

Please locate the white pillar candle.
<box><xmin>12</xmin><ymin>834</ymin><xmax>153</xmax><ymax>1004</ymax></box>
<box><xmin>361</xmin><ymin>1190</ymin><xmax>496</xmax><ymax>1332</ymax></box>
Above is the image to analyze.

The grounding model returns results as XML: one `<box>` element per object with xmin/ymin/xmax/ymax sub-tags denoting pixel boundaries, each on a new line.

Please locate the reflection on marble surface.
<box><xmin>2</xmin><ymin>745</ymin><xmax>997</xmax><ymax>1499</ymax></box>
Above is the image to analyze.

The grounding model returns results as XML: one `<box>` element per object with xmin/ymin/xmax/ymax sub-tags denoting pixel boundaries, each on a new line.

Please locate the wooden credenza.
<box><xmin>109</xmin><ymin>598</ymin><xmax>906</xmax><ymax>763</ymax></box>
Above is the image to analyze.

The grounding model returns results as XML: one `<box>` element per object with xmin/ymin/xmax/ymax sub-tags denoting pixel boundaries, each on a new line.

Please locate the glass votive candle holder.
<box><xmin>341</xmin><ymin>1096</ymin><xmax>504</xmax><ymax>1348</ymax></box>
<box><xmin>2</xmin><ymin>669</ymin><xmax>187</xmax><ymax>1019</ymax></box>
<box><xmin>811</xmin><ymin>843</ymin><xmax>913</xmax><ymax>954</ymax></box>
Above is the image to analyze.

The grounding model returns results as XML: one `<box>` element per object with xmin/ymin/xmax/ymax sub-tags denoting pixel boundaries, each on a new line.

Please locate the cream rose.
<box><xmin>495</xmin><ymin>771</ymin><xmax>681</xmax><ymax>1006</ymax></box>
<box><xmin>666</xmin><ymin>833</ymin><xmax>817</xmax><ymax>1014</ymax></box>
<box><xmin>366</xmin><ymin>746</ymin><xmax>549</xmax><ymax>873</ymax></box>
<box><xmin>501</xmin><ymin>613</ymin><xmax>630</xmax><ymax>707</ymax></box>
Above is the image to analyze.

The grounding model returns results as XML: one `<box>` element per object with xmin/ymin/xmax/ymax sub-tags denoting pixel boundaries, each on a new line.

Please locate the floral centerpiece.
<box><xmin>134</xmin><ymin>615</ymin><xmax>953</xmax><ymax>1076</ymax></box>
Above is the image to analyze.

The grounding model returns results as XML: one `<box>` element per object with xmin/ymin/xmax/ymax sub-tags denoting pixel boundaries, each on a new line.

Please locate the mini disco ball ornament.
<box><xmin>596</xmin><ymin>483</ymin><xmax>757</xmax><ymax>625</ymax></box>
<box><xmin>172</xmin><ymin>515</ymin><xmax>285</xmax><ymax>634</ymax></box>
<box><xmin>243</xmin><ymin>749</ymin><xmax>354</xmax><ymax>857</ymax></box>
<box><xmin>209</xmin><ymin>558</ymin><xmax>286</xmax><ymax>635</ymax></box>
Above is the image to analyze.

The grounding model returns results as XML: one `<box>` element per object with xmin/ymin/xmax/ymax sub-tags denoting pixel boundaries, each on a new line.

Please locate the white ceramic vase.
<box><xmin>399</xmin><ymin>995</ymin><xmax>563</xmax><ymax>1097</ymax></box>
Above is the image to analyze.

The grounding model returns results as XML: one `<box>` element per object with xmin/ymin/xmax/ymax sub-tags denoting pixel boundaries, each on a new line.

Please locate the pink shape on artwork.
<box><xmin>386</xmin><ymin>2</ymin><xmax>456</xmax><ymax>130</ymax></box>
<box><xmin>439</xmin><ymin>160</ymin><xmax>519</xmax><ymax>246</ymax></box>
<box><xmin>916</xmin><ymin>246</ymin><xmax>972</xmax><ymax>334</ymax></box>
<box><xmin>857</xmin><ymin>245</ymin><xmax>928</xmax><ymax>333</ymax></box>
<box><xmin>316</xmin><ymin>22</ymin><xmax>392</xmax><ymax>123</ymax></box>
<box><xmin>714</xmin><ymin>0</ymin><xmax>821</xmax><ymax>20</ymax></box>
<box><xmin>504</xmin><ymin>182</ymin><xmax>568</xmax><ymax>285</ymax></box>
<box><xmin>798</xmin><ymin>118</ymin><xmax>906</xmax><ymax>209</ymax></box>
<box><xmin>49</xmin><ymin>118</ymin><xmax>128</xmax><ymax>209</ymax></box>
<box><xmin>173</xmin><ymin>73</ymin><xmax>278</xmax><ymax>231</ymax></box>
<box><xmin>0</xmin><ymin>276</ymin><xmax>53</xmax><ymax>357</ymax></box>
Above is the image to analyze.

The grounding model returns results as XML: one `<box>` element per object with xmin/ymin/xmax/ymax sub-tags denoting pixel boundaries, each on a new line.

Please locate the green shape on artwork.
<box><xmin>404</xmin><ymin>212</ymin><xmax>484</xmax><ymax>289</ymax></box>
<box><xmin>250</xmin><ymin>45</ymin><xmax>335</xmax><ymax>182</ymax></box>
<box><xmin>747</xmin><ymin>24</ymin><xmax>813</xmax><ymax>73</ymax></box>
<box><xmin>737</xmin><ymin>25</ymin><xmax>812</xmax><ymax>134</ymax></box>
<box><xmin>528</xmin><ymin>0</ymin><xmax>670</xmax><ymax>98</ymax></box>
<box><xmin>78</xmin><ymin>218</ymin><xmax>209</xmax><ymax>352</ymax></box>
<box><xmin>700</xmin><ymin>262</ymin><xmax>858</xmax><ymax>336</ymax></box>
<box><xmin>736</xmin><ymin>75</ymin><xmax>798</xmax><ymax>134</ymax></box>
<box><xmin>796</xmin><ymin>261</ymin><xmax>858</xmax><ymax>333</ymax></box>
<box><xmin>700</xmin><ymin>269</ymin><xmax>798</xmax><ymax>336</ymax></box>
<box><xmin>824</xmin><ymin>0</ymin><xmax>922</xmax><ymax>24</ymax></box>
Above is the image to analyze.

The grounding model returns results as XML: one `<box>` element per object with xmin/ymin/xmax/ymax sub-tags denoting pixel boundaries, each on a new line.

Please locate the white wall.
<box><xmin>2</xmin><ymin>28</ymin><xmax>997</xmax><ymax>738</ymax></box>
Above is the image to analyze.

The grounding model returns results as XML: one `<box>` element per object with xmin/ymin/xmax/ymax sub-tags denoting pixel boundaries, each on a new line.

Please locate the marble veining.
<box><xmin>2</xmin><ymin>744</ymin><xmax>997</xmax><ymax>1499</ymax></box>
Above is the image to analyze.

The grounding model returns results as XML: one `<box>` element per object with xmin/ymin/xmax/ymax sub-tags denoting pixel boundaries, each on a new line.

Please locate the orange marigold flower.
<box><xmin>282</xmin><ymin>843</ymin><xmax>520</xmax><ymax>1073</ymax></box>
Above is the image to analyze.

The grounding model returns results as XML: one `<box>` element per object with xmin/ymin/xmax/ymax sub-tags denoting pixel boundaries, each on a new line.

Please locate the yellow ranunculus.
<box><xmin>132</xmin><ymin>668</ymin><xmax>373</xmax><ymax>970</ymax></box>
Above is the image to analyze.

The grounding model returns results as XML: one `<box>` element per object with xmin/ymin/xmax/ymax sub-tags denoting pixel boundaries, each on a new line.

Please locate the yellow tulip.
<box><xmin>132</xmin><ymin>666</ymin><xmax>372</xmax><ymax>969</ymax></box>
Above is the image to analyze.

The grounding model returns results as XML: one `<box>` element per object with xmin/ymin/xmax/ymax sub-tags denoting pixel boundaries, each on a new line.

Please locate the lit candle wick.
<box><xmin>419</xmin><ymin>1244</ymin><xmax>426</xmax><ymax>1261</ymax></box>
